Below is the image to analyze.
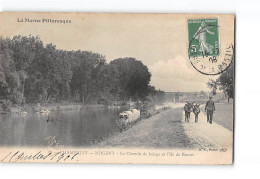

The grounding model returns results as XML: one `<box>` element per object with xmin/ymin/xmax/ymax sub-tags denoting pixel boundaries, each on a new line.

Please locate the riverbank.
<box><xmin>201</xmin><ymin>102</ymin><xmax>234</xmax><ymax>131</ymax></box>
<box><xmin>95</xmin><ymin>103</ymin><xmax>232</xmax><ymax>149</ymax></box>
<box><xmin>4</xmin><ymin>103</ymin><xmax>107</xmax><ymax>114</ymax></box>
<box><xmin>96</xmin><ymin>104</ymin><xmax>193</xmax><ymax>148</ymax></box>
<box><xmin>213</xmin><ymin>103</ymin><xmax>234</xmax><ymax>131</ymax></box>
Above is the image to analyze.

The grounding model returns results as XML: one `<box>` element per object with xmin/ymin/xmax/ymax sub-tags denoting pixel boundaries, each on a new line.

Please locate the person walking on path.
<box><xmin>205</xmin><ymin>96</ymin><xmax>215</xmax><ymax>124</ymax></box>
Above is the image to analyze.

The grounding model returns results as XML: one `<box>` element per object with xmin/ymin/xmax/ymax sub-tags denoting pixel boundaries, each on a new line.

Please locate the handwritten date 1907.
<box><xmin>1</xmin><ymin>151</ymin><xmax>79</xmax><ymax>163</ymax></box>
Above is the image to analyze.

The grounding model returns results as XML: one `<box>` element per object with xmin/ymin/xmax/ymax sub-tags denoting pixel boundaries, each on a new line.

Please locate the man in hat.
<box><xmin>205</xmin><ymin>96</ymin><xmax>215</xmax><ymax>124</ymax></box>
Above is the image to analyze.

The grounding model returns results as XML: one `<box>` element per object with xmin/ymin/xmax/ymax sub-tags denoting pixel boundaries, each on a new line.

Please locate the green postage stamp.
<box><xmin>188</xmin><ymin>19</ymin><xmax>219</xmax><ymax>58</ymax></box>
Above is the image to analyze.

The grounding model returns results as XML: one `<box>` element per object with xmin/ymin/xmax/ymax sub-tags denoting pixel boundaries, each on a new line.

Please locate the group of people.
<box><xmin>184</xmin><ymin>96</ymin><xmax>216</xmax><ymax>124</ymax></box>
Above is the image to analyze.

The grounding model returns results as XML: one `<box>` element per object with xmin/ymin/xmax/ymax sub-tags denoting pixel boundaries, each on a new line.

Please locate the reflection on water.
<box><xmin>0</xmin><ymin>108</ymin><xmax>124</xmax><ymax>147</ymax></box>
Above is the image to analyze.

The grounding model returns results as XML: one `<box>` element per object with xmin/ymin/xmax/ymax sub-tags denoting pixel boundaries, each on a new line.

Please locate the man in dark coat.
<box><xmin>205</xmin><ymin>96</ymin><xmax>215</xmax><ymax>124</ymax></box>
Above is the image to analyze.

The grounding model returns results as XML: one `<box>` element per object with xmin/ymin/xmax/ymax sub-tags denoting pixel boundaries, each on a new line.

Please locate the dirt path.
<box><xmin>97</xmin><ymin>104</ymin><xmax>233</xmax><ymax>149</ymax></box>
<box><xmin>182</xmin><ymin>110</ymin><xmax>233</xmax><ymax>149</ymax></box>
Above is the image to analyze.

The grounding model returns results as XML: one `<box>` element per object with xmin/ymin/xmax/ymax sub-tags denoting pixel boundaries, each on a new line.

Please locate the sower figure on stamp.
<box><xmin>205</xmin><ymin>96</ymin><xmax>215</xmax><ymax>124</ymax></box>
<box><xmin>193</xmin><ymin>21</ymin><xmax>215</xmax><ymax>55</ymax></box>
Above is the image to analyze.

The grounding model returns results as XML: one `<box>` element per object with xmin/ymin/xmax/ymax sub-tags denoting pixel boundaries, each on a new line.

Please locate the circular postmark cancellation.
<box><xmin>188</xmin><ymin>18</ymin><xmax>233</xmax><ymax>75</ymax></box>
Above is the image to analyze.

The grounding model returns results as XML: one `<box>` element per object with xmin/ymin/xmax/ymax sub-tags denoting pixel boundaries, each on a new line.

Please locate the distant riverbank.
<box><xmin>1</xmin><ymin>103</ymin><xmax>108</xmax><ymax>115</ymax></box>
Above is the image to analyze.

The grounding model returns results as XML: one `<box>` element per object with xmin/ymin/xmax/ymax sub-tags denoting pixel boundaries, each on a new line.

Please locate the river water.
<box><xmin>0</xmin><ymin>107</ymin><xmax>125</xmax><ymax>147</ymax></box>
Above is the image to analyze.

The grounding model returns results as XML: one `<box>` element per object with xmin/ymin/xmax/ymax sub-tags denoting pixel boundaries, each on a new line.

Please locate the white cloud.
<box><xmin>148</xmin><ymin>56</ymin><xmax>219</xmax><ymax>92</ymax></box>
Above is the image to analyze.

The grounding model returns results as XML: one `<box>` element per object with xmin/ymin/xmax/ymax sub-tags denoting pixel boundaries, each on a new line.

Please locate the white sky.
<box><xmin>0</xmin><ymin>12</ymin><xmax>221</xmax><ymax>92</ymax></box>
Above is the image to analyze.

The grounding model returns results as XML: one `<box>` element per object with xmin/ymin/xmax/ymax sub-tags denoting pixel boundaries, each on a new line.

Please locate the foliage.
<box><xmin>217</xmin><ymin>62</ymin><xmax>234</xmax><ymax>102</ymax></box>
<box><xmin>0</xmin><ymin>35</ymin><xmax>162</xmax><ymax>106</ymax></box>
<box><xmin>207</xmin><ymin>62</ymin><xmax>234</xmax><ymax>102</ymax></box>
<box><xmin>110</xmin><ymin>58</ymin><xmax>151</xmax><ymax>101</ymax></box>
<box><xmin>207</xmin><ymin>79</ymin><xmax>218</xmax><ymax>95</ymax></box>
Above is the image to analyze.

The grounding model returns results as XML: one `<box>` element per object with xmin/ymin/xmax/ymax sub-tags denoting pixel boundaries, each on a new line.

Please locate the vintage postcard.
<box><xmin>0</xmin><ymin>12</ymin><xmax>234</xmax><ymax>164</ymax></box>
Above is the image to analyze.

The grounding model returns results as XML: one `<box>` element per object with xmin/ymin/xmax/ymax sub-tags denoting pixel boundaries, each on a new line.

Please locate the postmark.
<box><xmin>188</xmin><ymin>18</ymin><xmax>233</xmax><ymax>75</ymax></box>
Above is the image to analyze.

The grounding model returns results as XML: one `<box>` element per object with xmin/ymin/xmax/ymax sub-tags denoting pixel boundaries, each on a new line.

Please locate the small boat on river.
<box><xmin>119</xmin><ymin>109</ymin><xmax>140</xmax><ymax>123</ymax></box>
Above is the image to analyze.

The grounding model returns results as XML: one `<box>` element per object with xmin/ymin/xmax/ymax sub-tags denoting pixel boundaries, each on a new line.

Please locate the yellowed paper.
<box><xmin>0</xmin><ymin>12</ymin><xmax>234</xmax><ymax>164</ymax></box>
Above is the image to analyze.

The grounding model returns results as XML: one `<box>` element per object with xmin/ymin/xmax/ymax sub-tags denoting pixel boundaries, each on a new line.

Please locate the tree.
<box><xmin>0</xmin><ymin>60</ymin><xmax>10</xmax><ymax>101</ymax></box>
<box><xmin>70</xmin><ymin>50</ymin><xmax>106</xmax><ymax>103</ymax></box>
<box><xmin>110</xmin><ymin>57</ymin><xmax>151</xmax><ymax>101</ymax></box>
<box><xmin>10</xmin><ymin>35</ymin><xmax>40</xmax><ymax>71</ymax></box>
<box><xmin>17</xmin><ymin>70</ymin><xmax>28</xmax><ymax>99</ymax></box>
<box><xmin>0</xmin><ymin>35</ymin><xmax>159</xmax><ymax>106</ymax></box>
<box><xmin>0</xmin><ymin>36</ymin><xmax>20</xmax><ymax>105</ymax></box>
<box><xmin>152</xmin><ymin>89</ymin><xmax>166</xmax><ymax>104</ymax></box>
<box><xmin>207</xmin><ymin>79</ymin><xmax>218</xmax><ymax>95</ymax></box>
<box><xmin>200</xmin><ymin>90</ymin><xmax>206</xmax><ymax>96</ymax></box>
<box><xmin>95</xmin><ymin>63</ymin><xmax>119</xmax><ymax>101</ymax></box>
<box><xmin>217</xmin><ymin>62</ymin><xmax>234</xmax><ymax>103</ymax></box>
<box><xmin>207</xmin><ymin>62</ymin><xmax>234</xmax><ymax>103</ymax></box>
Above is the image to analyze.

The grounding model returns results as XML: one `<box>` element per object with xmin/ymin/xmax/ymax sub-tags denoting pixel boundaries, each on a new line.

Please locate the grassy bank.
<box><xmin>201</xmin><ymin>102</ymin><xmax>233</xmax><ymax>131</ymax></box>
<box><xmin>213</xmin><ymin>103</ymin><xmax>234</xmax><ymax>131</ymax></box>
<box><xmin>95</xmin><ymin>107</ymin><xmax>195</xmax><ymax>148</ymax></box>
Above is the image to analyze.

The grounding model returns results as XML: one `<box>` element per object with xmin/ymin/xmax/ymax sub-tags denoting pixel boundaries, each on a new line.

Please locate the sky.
<box><xmin>0</xmin><ymin>12</ymin><xmax>223</xmax><ymax>92</ymax></box>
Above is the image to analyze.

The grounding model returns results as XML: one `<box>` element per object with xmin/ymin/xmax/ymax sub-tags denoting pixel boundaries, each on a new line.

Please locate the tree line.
<box><xmin>0</xmin><ymin>35</ymin><xmax>164</xmax><ymax>108</ymax></box>
<box><xmin>207</xmin><ymin>62</ymin><xmax>234</xmax><ymax>103</ymax></box>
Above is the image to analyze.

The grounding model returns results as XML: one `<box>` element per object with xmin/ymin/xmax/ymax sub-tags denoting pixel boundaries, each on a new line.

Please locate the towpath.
<box><xmin>97</xmin><ymin>103</ymin><xmax>233</xmax><ymax>149</ymax></box>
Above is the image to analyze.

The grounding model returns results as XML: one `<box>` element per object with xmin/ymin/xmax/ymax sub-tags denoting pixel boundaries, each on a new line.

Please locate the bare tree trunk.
<box><xmin>124</xmin><ymin>92</ymin><xmax>127</xmax><ymax>102</ymax></box>
<box><xmin>85</xmin><ymin>95</ymin><xmax>89</xmax><ymax>104</ymax></box>
<box><xmin>22</xmin><ymin>80</ymin><xmax>25</xmax><ymax>98</ymax></box>
<box><xmin>47</xmin><ymin>95</ymin><xmax>51</xmax><ymax>103</ymax></box>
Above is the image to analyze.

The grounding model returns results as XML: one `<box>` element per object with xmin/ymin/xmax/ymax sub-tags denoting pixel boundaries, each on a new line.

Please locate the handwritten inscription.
<box><xmin>0</xmin><ymin>148</ymin><xmax>228</xmax><ymax>163</ymax></box>
<box><xmin>1</xmin><ymin>151</ymin><xmax>79</xmax><ymax>163</ymax></box>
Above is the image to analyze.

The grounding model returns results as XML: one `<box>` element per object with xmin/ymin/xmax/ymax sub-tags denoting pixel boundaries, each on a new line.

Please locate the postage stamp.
<box><xmin>188</xmin><ymin>18</ymin><xmax>219</xmax><ymax>58</ymax></box>
<box><xmin>188</xmin><ymin>18</ymin><xmax>233</xmax><ymax>75</ymax></box>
